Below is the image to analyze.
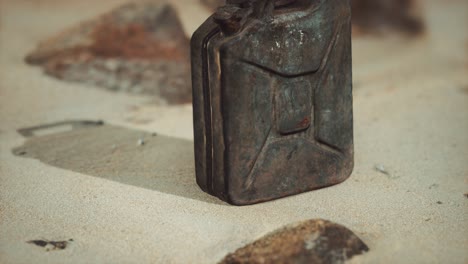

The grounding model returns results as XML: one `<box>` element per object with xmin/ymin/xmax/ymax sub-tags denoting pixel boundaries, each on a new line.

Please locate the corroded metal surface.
<box><xmin>192</xmin><ymin>0</ymin><xmax>353</xmax><ymax>205</ymax></box>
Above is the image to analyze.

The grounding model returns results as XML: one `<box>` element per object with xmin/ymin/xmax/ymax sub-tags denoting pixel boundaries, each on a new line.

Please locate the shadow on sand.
<box><xmin>12</xmin><ymin>120</ymin><xmax>225</xmax><ymax>205</ymax></box>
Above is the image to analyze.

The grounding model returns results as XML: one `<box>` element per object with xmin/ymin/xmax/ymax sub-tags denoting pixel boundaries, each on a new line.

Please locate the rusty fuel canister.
<box><xmin>191</xmin><ymin>0</ymin><xmax>353</xmax><ymax>205</ymax></box>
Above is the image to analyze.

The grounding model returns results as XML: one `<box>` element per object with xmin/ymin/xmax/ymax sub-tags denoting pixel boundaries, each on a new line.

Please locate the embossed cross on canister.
<box><xmin>191</xmin><ymin>0</ymin><xmax>353</xmax><ymax>205</ymax></box>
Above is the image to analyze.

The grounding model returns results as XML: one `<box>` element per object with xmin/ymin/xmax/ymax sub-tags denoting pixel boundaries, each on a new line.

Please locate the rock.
<box><xmin>219</xmin><ymin>219</ymin><xmax>369</xmax><ymax>264</ymax></box>
<box><xmin>201</xmin><ymin>0</ymin><xmax>424</xmax><ymax>36</ymax></box>
<box><xmin>27</xmin><ymin>239</ymin><xmax>73</xmax><ymax>251</ymax></box>
<box><xmin>25</xmin><ymin>2</ymin><xmax>191</xmax><ymax>104</ymax></box>
<box><xmin>351</xmin><ymin>0</ymin><xmax>424</xmax><ymax>36</ymax></box>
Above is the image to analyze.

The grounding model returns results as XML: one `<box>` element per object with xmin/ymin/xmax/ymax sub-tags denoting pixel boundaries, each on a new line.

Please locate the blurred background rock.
<box><xmin>25</xmin><ymin>2</ymin><xmax>191</xmax><ymax>105</ymax></box>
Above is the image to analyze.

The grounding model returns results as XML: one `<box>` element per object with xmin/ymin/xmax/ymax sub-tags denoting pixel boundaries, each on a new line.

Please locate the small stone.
<box><xmin>27</xmin><ymin>239</ymin><xmax>71</xmax><ymax>251</ymax></box>
<box><xmin>374</xmin><ymin>164</ymin><xmax>389</xmax><ymax>175</ymax></box>
<box><xmin>137</xmin><ymin>139</ymin><xmax>145</xmax><ymax>146</ymax></box>
<box><xmin>436</xmin><ymin>201</ymin><xmax>443</xmax><ymax>205</ymax></box>
<box><xmin>219</xmin><ymin>219</ymin><xmax>369</xmax><ymax>264</ymax></box>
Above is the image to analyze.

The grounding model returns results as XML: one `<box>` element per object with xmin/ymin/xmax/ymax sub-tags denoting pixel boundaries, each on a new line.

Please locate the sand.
<box><xmin>0</xmin><ymin>0</ymin><xmax>467</xmax><ymax>263</ymax></box>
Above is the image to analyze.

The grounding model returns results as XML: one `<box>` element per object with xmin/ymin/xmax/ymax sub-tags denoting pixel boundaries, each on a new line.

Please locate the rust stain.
<box><xmin>297</xmin><ymin>117</ymin><xmax>310</xmax><ymax>128</ymax></box>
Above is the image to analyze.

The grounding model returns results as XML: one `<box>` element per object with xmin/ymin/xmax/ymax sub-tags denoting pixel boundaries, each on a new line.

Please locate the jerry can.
<box><xmin>191</xmin><ymin>0</ymin><xmax>353</xmax><ymax>205</ymax></box>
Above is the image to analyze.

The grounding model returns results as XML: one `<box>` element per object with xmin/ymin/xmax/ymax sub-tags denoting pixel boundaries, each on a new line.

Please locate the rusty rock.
<box><xmin>25</xmin><ymin>2</ymin><xmax>191</xmax><ymax>104</ymax></box>
<box><xmin>219</xmin><ymin>219</ymin><xmax>369</xmax><ymax>264</ymax></box>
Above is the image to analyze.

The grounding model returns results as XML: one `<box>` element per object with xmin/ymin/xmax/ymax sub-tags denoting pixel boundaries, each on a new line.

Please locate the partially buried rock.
<box><xmin>26</xmin><ymin>2</ymin><xmax>191</xmax><ymax>104</ymax></box>
<box><xmin>219</xmin><ymin>219</ymin><xmax>369</xmax><ymax>264</ymax></box>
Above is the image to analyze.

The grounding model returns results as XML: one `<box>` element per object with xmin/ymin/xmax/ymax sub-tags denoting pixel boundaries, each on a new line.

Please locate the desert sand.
<box><xmin>0</xmin><ymin>0</ymin><xmax>467</xmax><ymax>263</ymax></box>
